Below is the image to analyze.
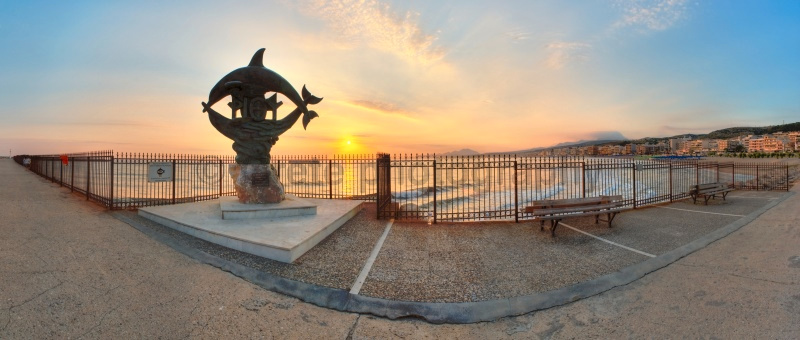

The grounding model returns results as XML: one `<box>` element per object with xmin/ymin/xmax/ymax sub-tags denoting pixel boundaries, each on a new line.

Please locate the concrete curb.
<box><xmin>112</xmin><ymin>192</ymin><xmax>793</xmax><ymax>324</ymax></box>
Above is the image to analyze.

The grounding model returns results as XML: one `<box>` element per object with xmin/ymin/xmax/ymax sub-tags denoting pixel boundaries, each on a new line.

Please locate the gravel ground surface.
<box><xmin>116</xmin><ymin>204</ymin><xmax>386</xmax><ymax>291</ymax></box>
<box><xmin>118</xmin><ymin>186</ymin><xmax>784</xmax><ymax>304</ymax></box>
<box><xmin>358</xmin><ymin>220</ymin><xmax>648</xmax><ymax>302</ymax></box>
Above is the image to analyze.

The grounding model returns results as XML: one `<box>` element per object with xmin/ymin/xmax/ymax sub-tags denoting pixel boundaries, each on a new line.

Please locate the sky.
<box><xmin>1</xmin><ymin>0</ymin><xmax>799</xmax><ymax>156</ymax></box>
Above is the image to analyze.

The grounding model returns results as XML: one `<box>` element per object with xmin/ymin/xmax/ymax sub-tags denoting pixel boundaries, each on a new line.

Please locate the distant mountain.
<box><xmin>704</xmin><ymin>122</ymin><xmax>800</xmax><ymax>139</ymax></box>
<box><xmin>497</xmin><ymin>121</ymin><xmax>799</xmax><ymax>154</ymax></box>
<box><xmin>500</xmin><ymin>139</ymin><xmax>625</xmax><ymax>154</ymax></box>
<box><xmin>442</xmin><ymin>148</ymin><xmax>480</xmax><ymax>156</ymax></box>
<box><xmin>627</xmin><ymin>122</ymin><xmax>800</xmax><ymax>144</ymax></box>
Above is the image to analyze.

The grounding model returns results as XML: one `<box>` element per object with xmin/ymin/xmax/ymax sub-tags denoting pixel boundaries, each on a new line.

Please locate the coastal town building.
<box><xmin>529</xmin><ymin>130</ymin><xmax>798</xmax><ymax>157</ymax></box>
<box><xmin>716</xmin><ymin>139</ymin><xmax>729</xmax><ymax>151</ymax></box>
<box><xmin>748</xmin><ymin>134</ymin><xmax>792</xmax><ymax>152</ymax></box>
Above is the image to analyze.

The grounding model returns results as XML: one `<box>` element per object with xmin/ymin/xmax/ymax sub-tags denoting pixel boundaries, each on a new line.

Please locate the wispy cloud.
<box><xmin>44</xmin><ymin>120</ymin><xmax>157</xmax><ymax>128</ymax></box>
<box><xmin>505</xmin><ymin>29</ymin><xmax>533</xmax><ymax>43</ymax></box>
<box><xmin>350</xmin><ymin>99</ymin><xmax>406</xmax><ymax>114</ymax></box>
<box><xmin>614</xmin><ymin>0</ymin><xmax>689</xmax><ymax>31</ymax></box>
<box><xmin>289</xmin><ymin>0</ymin><xmax>445</xmax><ymax>64</ymax></box>
<box><xmin>546</xmin><ymin>41</ymin><xmax>591</xmax><ymax>69</ymax></box>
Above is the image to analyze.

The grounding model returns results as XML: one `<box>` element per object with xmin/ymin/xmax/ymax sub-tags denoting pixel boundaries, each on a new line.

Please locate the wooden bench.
<box><xmin>524</xmin><ymin>195</ymin><xmax>628</xmax><ymax>237</ymax></box>
<box><xmin>689</xmin><ymin>182</ymin><xmax>734</xmax><ymax>205</ymax></box>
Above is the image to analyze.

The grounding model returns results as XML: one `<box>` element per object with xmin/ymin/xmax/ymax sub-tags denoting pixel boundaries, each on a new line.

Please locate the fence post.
<box><xmin>71</xmin><ymin>157</ymin><xmax>75</xmax><ymax>193</ymax></box>
<box><xmin>582</xmin><ymin>162</ymin><xmax>586</xmax><ymax>198</ymax></box>
<box><xmin>756</xmin><ymin>166</ymin><xmax>759</xmax><ymax>190</ymax></box>
<box><xmin>669</xmin><ymin>162</ymin><xmax>673</xmax><ymax>202</ymax></box>
<box><xmin>632</xmin><ymin>162</ymin><xmax>637</xmax><ymax>209</ymax></box>
<box><xmin>514</xmin><ymin>160</ymin><xmax>519</xmax><ymax>223</ymax></box>
<box><xmin>86</xmin><ymin>155</ymin><xmax>91</xmax><ymax>201</ymax></box>
<box><xmin>695</xmin><ymin>162</ymin><xmax>699</xmax><ymax>186</ymax></box>
<box><xmin>219</xmin><ymin>160</ymin><xmax>223</xmax><ymax>197</ymax></box>
<box><xmin>732</xmin><ymin>164</ymin><xmax>736</xmax><ymax>189</ymax></box>
<box><xmin>172</xmin><ymin>158</ymin><xmax>177</xmax><ymax>204</ymax></box>
<box><xmin>329</xmin><ymin>159</ymin><xmax>333</xmax><ymax>199</ymax></box>
<box><xmin>110</xmin><ymin>154</ymin><xmax>115</xmax><ymax>209</ymax></box>
<box><xmin>432</xmin><ymin>157</ymin><xmax>437</xmax><ymax>224</ymax></box>
<box><xmin>60</xmin><ymin>159</ymin><xmax>63</xmax><ymax>187</ymax></box>
<box><xmin>787</xmin><ymin>165</ymin><xmax>790</xmax><ymax>191</ymax></box>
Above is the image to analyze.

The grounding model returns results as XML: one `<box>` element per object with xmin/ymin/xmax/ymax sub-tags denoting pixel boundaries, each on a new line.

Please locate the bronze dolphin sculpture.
<box><xmin>203</xmin><ymin>48</ymin><xmax>321</xmax><ymax>129</ymax></box>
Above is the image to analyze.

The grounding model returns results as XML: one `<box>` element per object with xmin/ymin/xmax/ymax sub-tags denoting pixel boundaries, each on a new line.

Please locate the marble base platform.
<box><xmin>219</xmin><ymin>195</ymin><xmax>316</xmax><ymax>220</ymax></box>
<box><xmin>139</xmin><ymin>198</ymin><xmax>363</xmax><ymax>263</ymax></box>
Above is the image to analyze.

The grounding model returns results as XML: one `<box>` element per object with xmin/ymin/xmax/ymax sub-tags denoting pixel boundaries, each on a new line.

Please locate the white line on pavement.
<box><xmin>559</xmin><ymin>222</ymin><xmax>656</xmax><ymax>258</ymax></box>
<box><xmin>350</xmin><ymin>219</ymin><xmax>394</xmax><ymax>295</ymax></box>
<box><xmin>726</xmin><ymin>196</ymin><xmax>778</xmax><ymax>200</ymax></box>
<box><xmin>655</xmin><ymin>205</ymin><xmax>745</xmax><ymax>217</ymax></box>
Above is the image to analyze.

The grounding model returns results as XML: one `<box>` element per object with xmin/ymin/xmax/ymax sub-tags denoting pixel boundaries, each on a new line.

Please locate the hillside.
<box><xmin>705</xmin><ymin>122</ymin><xmax>800</xmax><ymax>139</ymax></box>
<box><xmin>504</xmin><ymin>121</ymin><xmax>799</xmax><ymax>154</ymax></box>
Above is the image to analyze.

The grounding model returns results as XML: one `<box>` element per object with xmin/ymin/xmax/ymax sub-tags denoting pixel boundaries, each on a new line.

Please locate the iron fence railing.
<box><xmin>372</xmin><ymin>155</ymin><xmax>792</xmax><ymax>222</ymax></box>
<box><xmin>13</xmin><ymin>152</ymin><xmax>792</xmax><ymax>221</ymax></box>
<box><xmin>13</xmin><ymin>151</ymin><xmax>380</xmax><ymax>210</ymax></box>
<box><xmin>272</xmin><ymin>154</ymin><xmax>377</xmax><ymax>200</ymax></box>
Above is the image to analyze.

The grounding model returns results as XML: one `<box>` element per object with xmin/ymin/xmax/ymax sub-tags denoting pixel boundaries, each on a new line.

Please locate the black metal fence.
<box><xmin>13</xmin><ymin>152</ymin><xmax>792</xmax><ymax>221</ymax></box>
<box><xmin>374</xmin><ymin>154</ymin><xmax>792</xmax><ymax>222</ymax></box>
<box><xmin>273</xmin><ymin>154</ymin><xmax>378</xmax><ymax>200</ymax></box>
<box><xmin>13</xmin><ymin>151</ymin><xmax>379</xmax><ymax>209</ymax></box>
<box><xmin>15</xmin><ymin>151</ymin><xmax>115</xmax><ymax>208</ymax></box>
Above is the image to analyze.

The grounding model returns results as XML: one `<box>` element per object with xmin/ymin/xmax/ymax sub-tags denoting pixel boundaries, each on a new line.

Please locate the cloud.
<box><xmin>350</xmin><ymin>99</ymin><xmax>406</xmax><ymax>114</ymax></box>
<box><xmin>614</xmin><ymin>0</ymin><xmax>689</xmax><ymax>31</ymax></box>
<box><xmin>43</xmin><ymin>120</ymin><xmax>157</xmax><ymax>128</ymax></box>
<box><xmin>546</xmin><ymin>41</ymin><xmax>591</xmax><ymax>69</ymax></box>
<box><xmin>505</xmin><ymin>29</ymin><xmax>533</xmax><ymax>43</ymax></box>
<box><xmin>288</xmin><ymin>0</ymin><xmax>445</xmax><ymax>64</ymax></box>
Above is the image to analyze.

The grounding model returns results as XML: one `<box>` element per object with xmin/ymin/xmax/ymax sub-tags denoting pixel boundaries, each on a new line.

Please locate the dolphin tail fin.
<box><xmin>301</xmin><ymin>85</ymin><xmax>323</xmax><ymax>105</ymax></box>
<box><xmin>302</xmin><ymin>110</ymin><xmax>319</xmax><ymax>130</ymax></box>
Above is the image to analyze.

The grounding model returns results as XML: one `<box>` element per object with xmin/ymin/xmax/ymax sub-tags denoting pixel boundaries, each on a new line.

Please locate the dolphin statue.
<box><xmin>203</xmin><ymin>48</ymin><xmax>321</xmax><ymax>129</ymax></box>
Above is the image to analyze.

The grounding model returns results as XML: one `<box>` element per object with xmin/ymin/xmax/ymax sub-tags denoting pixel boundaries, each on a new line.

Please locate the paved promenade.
<box><xmin>1</xmin><ymin>158</ymin><xmax>799</xmax><ymax>338</ymax></box>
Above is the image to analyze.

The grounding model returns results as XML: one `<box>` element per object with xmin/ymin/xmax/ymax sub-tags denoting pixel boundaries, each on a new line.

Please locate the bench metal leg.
<box><xmin>597</xmin><ymin>212</ymin><xmax>618</xmax><ymax>228</ymax></box>
<box><xmin>550</xmin><ymin>219</ymin><xmax>560</xmax><ymax>237</ymax></box>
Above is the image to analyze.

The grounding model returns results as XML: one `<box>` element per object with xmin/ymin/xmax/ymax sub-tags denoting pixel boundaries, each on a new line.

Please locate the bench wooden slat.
<box><xmin>523</xmin><ymin>195</ymin><xmax>630</xmax><ymax>237</ymax></box>
<box><xmin>526</xmin><ymin>195</ymin><xmax>623</xmax><ymax>211</ymax></box>
<box><xmin>527</xmin><ymin>202</ymin><xmax>626</xmax><ymax>216</ymax></box>
<box><xmin>690</xmin><ymin>182</ymin><xmax>734</xmax><ymax>205</ymax></box>
<box><xmin>696</xmin><ymin>183</ymin><xmax>726</xmax><ymax>190</ymax></box>
<box><xmin>531</xmin><ymin>207</ymin><xmax>628</xmax><ymax>220</ymax></box>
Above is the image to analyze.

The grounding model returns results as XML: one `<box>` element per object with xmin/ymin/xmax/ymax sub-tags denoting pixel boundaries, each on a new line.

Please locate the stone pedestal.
<box><xmin>219</xmin><ymin>195</ymin><xmax>316</xmax><ymax>220</ymax></box>
<box><xmin>229</xmin><ymin>164</ymin><xmax>285</xmax><ymax>204</ymax></box>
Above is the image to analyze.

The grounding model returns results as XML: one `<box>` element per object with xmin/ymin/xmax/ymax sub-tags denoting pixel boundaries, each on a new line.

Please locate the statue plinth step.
<box><xmin>220</xmin><ymin>195</ymin><xmax>316</xmax><ymax>220</ymax></box>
